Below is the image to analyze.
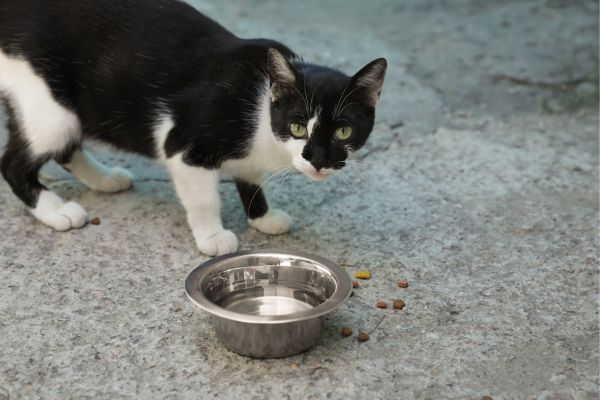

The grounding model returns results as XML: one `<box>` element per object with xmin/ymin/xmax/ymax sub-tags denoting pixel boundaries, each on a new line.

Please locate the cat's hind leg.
<box><xmin>61</xmin><ymin>149</ymin><xmax>133</xmax><ymax>193</ymax></box>
<box><xmin>0</xmin><ymin>49</ymin><xmax>88</xmax><ymax>230</ymax></box>
<box><xmin>0</xmin><ymin>101</ymin><xmax>87</xmax><ymax>231</ymax></box>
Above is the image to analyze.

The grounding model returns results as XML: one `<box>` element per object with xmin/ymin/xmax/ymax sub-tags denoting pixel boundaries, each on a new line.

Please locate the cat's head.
<box><xmin>266</xmin><ymin>48</ymin><xmax>387</xmax><ymax>180</ymax></box>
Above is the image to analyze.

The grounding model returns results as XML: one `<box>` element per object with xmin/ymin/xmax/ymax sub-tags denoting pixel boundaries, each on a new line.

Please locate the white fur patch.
<box><xmin>248</xmin><ymin>209</ymin><xmax>292</xmax><ymax>235</ymax></box>
<box><xmin>153</xmin><ymin>112</ymin><xmax>175</xmax><ymax>159</ymax></box>
<box><xmin>65</xmin><ymin>150</ymin><xmax>133</xmax><ymax>193</ymax></box>
<box><xmin>0</xmin><ymin>50</ymin><xmax>81</xmax><ymax>156</ymax></box>
<box><xmin>307</xmin><ymin>116</ymin><xmax>318</xmax><ymax>137</ymax></box>
<box><xmin>30</xmin><ymin>190</ymin><xmax>88</xmax><ymax>231</ymax></box>
<box><xmin>222</xmin><ymin>90</ymin><xmax>295</xmax><ymax>182</ymax></box>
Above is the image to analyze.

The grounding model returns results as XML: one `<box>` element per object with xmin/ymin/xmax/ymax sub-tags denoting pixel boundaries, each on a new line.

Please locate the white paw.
<box><xmin>195</xmin><ymin>229</ymin><xmax>238</xmax><ymax>256</ymax></box>
<box><xmin>30</xmin><ymin>191</ymin><xmax>88</xmax><ymax>231</ymax></box>
<box><xmin>248</xmin><ymin>209</ymin><xmax>292</xmax><ymax>235</ymax></box>
<box><xmin>94</xmin><ymin>168</ymin><xmax>134</xmax><ymax>193</ymax></box>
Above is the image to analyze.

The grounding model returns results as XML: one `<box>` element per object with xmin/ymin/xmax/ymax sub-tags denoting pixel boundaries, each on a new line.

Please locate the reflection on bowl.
<box><xmin>185</xmin><ymin>250</ymin><xmax>352</xmax><ymax>358</ymax></box>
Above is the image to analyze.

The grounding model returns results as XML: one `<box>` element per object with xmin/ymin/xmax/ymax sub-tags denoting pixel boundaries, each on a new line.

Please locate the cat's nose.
<box><xmin>311</xmin><ymin>160</ymin><xmax>327</xmax><ymax>171</ymax></box>
<box><xmin>310</xmin><ymin>146</ymin><xmax>327</xmax><ymax>171</ymax></box>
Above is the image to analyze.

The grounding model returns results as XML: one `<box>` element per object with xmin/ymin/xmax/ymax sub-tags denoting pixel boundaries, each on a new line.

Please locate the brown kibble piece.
<box><xmin>393</xmin><ymin>299</ymin><xmax>405</xmax><ymax>310</ymax></box>
<box><xmin>481</xmin><ymin>396</ymin><xmax>493</xmax><ymax>400</ymax></box>
<box><xmin>341</xmin><ymin>327</ymin><xmax>352</xmax><ymax>337</ymax></box>
<box><xmin>357</xmin><ymin>332</ymin><xmax>369</xmax><ymax>342</ymax></box>
<box><xmin>376</xmin><ymin>301</ymin><xmax>388</xmax><ymax>309</ymax></box>
<box><xmin>398</xmin><ymin>279</ymin><xmax>409</xmax><ymax>288</ymax></box>
<box><xmin>90</xmin><ymin>217</ymin><xmax>101</xmax><ymax>225</ymax></box>
<box><xmin>352</xmin><ymin>281</ymin><xmax>360</xmax><ymax>288</ymax></box>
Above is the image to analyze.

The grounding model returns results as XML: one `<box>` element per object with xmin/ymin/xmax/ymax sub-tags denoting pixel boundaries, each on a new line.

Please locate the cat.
<box><xmin>0</xmin><ymin>0</ymin><xmax>387</xmax><ymax>256</ymax></box>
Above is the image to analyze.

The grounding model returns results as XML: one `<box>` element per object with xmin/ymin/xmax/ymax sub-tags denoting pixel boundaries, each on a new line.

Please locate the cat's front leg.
<box><xmin>234</xmin><ymin>178</ymin><xmax>292</xmax><ymax>235</ymax></box>
<box><xmin>166</xmin><ymin>155</ymin><xmax>238</xmax><ymax>256</ymax></box>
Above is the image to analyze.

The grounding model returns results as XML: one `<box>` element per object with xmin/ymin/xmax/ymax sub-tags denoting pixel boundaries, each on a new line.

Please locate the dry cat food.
<box><xmin>352</xmin><ymin>280</ymin><xmax>360</xmax><ymax>288</ymax></box>
<box><xmin>355</xmin><ymin>271</ymin><xmax>371</xmax><ymax>280</ymax></box>
<box><xmin>341</xmin><ymin>327</ymin><xmax>352</xmax><ymax>337</ymax></box>
<box><xmin>376</xmin><ymin>301</ymin><xmax>388</xmax><ymax>309</ymax></box>
<box><xmin>393</xmin><ymin>299</ymin><xmax>405</xmax><ymax>310</ymax></box>
<box><xmin>357</xmin><ymin>332</ymin><xmax>369</xmax><ymax>342</ymax></box>
<box><xmin>90</xmin><ymin>217</ymin><xmax>101</xmax><ymax>225</ymax></box>
<box><xmin>398</xmin><ymin>279</ymin><xmax>409</xmax><ymax>288</ymax></box>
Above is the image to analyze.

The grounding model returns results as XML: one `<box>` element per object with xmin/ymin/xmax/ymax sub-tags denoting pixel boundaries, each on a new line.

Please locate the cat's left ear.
<box><xmin>267</xmin><ymin>48</ymin><xmax>297</xmax><ymax>101</ymax></box>
<box><xmin>351</xmin><ymin>58</ymin><xmax>388</xmax><ymax>107</ymax></box>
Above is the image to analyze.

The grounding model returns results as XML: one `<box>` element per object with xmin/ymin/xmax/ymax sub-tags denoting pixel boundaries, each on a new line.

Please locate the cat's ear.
<box><xmin>267</xmin><ymin>48</ymin><xmax>297</xmax><ymax>101</ymax></box>
<box><xmin>351</xmin><ymin>58</ymin><xmax>387</xmax><ymax>107</ymax></box>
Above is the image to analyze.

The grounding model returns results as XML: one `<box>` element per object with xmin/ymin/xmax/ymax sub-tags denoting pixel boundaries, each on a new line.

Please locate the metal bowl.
<box><xmin>185</xmin><ymin>249</ymin><xmax>352</xmax><ymax>358</ymax></box>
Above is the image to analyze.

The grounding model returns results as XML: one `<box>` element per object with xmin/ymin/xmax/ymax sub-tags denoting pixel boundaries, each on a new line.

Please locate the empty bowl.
<box><xmin>185</xmin><ymin>249</ymin><xmax>352</xmax><ymax>358</ymax></box>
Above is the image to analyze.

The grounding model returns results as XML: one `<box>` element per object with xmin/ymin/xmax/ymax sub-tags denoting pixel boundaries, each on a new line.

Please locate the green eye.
<box><xmin>335</xmin><ymin>126</ymin><xmax>353</xmax><ymax>141</ymax></box>
<box><xmin>290</xmin><ymin>123</ymin><xmax>308</xmax><ymax>138</ymax></box>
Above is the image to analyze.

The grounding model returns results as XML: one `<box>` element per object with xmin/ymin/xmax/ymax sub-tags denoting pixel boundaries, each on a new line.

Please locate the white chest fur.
<box><xmin>220</xmin><ymin>91</ymin><xmax>293</xmax><ymax>183</ymax></box>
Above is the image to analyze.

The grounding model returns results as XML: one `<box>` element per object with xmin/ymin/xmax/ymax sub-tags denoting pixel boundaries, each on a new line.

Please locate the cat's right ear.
<box><xmin>267</xmin><ymin>48</ymin><xmax>296</xmax><ymax>101</ymax></box>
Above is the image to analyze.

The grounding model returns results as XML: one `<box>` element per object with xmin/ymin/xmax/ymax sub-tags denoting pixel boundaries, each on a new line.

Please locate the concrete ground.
<box><xmin>0</xmin><ymin>0</ymin><xmax>598</xmax><ymax>399</ymax></box>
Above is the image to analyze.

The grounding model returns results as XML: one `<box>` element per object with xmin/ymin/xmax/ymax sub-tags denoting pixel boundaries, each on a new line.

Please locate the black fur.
<box><xmin>234</xmin><ymin>181</ymin><xmax>269</xmax><ymax>220</ymax></box>
<box><xmin>0</xmin><ymin>98</ymin><xmax>47</xmax><ymax>207</ymax></box>
<box><xmin>0</xmin><ymin>0</ymin><xmax>298</xmax><ymax>165</ymax></box>
<box><xmin>0</xmin><ymin>0</ymin><xmax>386</xmax><ymax>215</ymax></box>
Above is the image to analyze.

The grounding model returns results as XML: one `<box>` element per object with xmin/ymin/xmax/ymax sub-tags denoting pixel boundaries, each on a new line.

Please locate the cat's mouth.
<box><xmin>292</xmin><ymin>159</ymin><xmax>335</xmax><ymax>181</ymax></box>
<box><xmin>304</xmin><ymin>168</ymin><xmax>334</xmax><ymax>181</ymax></box>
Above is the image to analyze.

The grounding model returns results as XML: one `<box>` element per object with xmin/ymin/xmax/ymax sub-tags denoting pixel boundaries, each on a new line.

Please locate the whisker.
<box><xmin>335</xmin><ymin>86</ymin><xmax>363</xmax><ymax>119</ymax></box>
<box><xmin>268</xmin><ymin>163</ymin><xmax>298</xmax><ymax>173</ymax></box>
<box><xmin>337</xmin><ymin>170</ymin><xmax>358</xmax><ymax>193</ymax></box>
<box><xmin>282</xmin><ymin>169</ymin><xmax>302</xmax><ymax>190</ymax></box>
<box><xmin>293</xmin><ymin>87</ymin><xmax>310</xmax><ymax>118</ymax></box>
<box><xmin>247</xmin><ymin>166</ymin><xmax>293</xmax><ymax>216</ymax></box>
<box><xmin>272</xmin><ymin>165</ymin><xmax>294</xmax><ymax>190</ymax></box>
<box><xmin>303</xmin><ymin>77</ymin><xmax>310</xmax><ymax>115</ymax></box>
<box><xmin>273</xmin><ymin>167</ymin><xmax>296</xmax><ymax>196</ymax></box>
<box><xmin>342</xmin><ymin>163</ymin><xmax>367</xmax><ymax>182</ymax></box>
<box><xmin>341</xmin><ymin>159</ymin><xmax>365</xmax><ymax>164</ymax></box>
<box><xmin>333</xmin><ymin>80</ymin><xmax>352</xmax><ymax>119</ymax></box>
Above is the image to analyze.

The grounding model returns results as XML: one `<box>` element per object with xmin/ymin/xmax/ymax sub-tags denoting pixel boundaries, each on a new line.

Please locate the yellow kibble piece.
<box><xmin>355</xmin><ymin>271</ymin><xmax>371</xmax><ymax>280</ymax></box>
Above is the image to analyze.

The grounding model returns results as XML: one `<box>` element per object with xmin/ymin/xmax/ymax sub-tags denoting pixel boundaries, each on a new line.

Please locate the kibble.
<box><xmin>355</xmin><ymin>271</ymin><xmax>371</xmax><ymax>280</ymax></box>
<box><xmin>357</xmin><ymin>332</ymin><xmax>369</xmax><ymax>342</ymax></box>
<box><xmin>341</xmin><ymin>327</ymin><xmax>352</xmax><ymax>337</ymax></box>
<box><xmin>398</xmin><ymin>279</ymin><xmax>409</xmax><ymax>288</ymax></box>
<box><xmin>376</xmin><ymin>301</ymin><xmax>387</xmax><ymax>309</ymax></box>
<box><xmin>352</xmin><ymin>280</ymin><xmax>360</xmax><ymax>288</ymax></box>
<box><xmin>90</xmin><ymin>217</ymin><xmax>101</xmax><ymax>225</ymax></box>
<box><xmin>481</xmin><ymin>396</ymin><xmax>493</xmax><ymax>400</ymax></box>
<box><xmin>393</xmin><ymin>299</ymin><xmax>405</xmax><ymax>310</ymax></box>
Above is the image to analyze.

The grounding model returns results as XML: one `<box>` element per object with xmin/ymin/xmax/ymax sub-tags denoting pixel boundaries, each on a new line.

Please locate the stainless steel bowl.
<box><xmin>185</xmin><ymin>249</ymin><xmax>352</xmax><ymax>358</ymax></box>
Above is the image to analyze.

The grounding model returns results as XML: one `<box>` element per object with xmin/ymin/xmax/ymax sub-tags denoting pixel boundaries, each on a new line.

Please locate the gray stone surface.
<box><xmin>0</xmin><ymin>1</ymin><xmax>598</xmax><ymax>399</ymax></box>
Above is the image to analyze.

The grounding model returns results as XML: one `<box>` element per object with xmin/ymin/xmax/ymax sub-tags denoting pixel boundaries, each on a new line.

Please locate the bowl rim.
<box><xmin>185</xmin><ymin>249</ymin><xmax>352</xmax><ymax>324</ymax></box>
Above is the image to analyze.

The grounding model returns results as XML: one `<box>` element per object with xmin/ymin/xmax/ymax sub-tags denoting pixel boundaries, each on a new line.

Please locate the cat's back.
<box><xmin>0</xmin><ymin>0</ymin><xmax>235</xmax><ymax>57</ymax></box>
<box><xmin>0</xmin><ymin>0</ymin><xmax>241</xmax><ymax>156</ymax></box>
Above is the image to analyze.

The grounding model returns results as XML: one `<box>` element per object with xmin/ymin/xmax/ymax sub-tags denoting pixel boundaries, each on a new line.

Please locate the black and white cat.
<box><xmin>0</xmin><ymin>0</ymin><xmax>387</xmax><ymax>256</ymax></box>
